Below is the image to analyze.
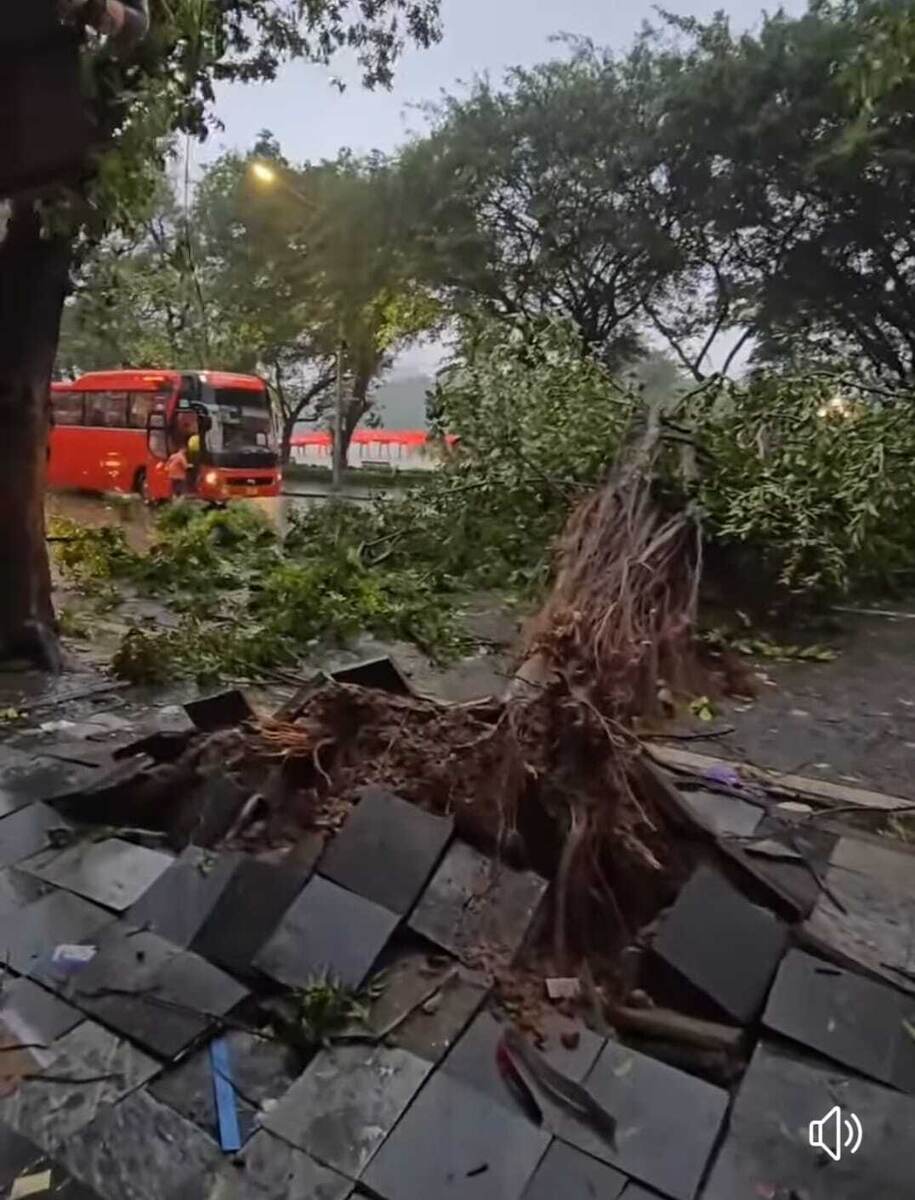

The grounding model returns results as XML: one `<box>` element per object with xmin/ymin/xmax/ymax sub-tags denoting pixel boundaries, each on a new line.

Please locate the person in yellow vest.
<box><xmin>186</xmin><ymin>433</ymin><xmax>201</xmax><ymax>493</ymax></box>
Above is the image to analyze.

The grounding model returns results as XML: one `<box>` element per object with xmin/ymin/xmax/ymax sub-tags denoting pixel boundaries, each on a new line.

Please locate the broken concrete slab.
<box><xmin>254</xmin><ymin>875</ymin><xmax>399</xmax><ymax>990</ymax></box>
<box><xmin>0</xmin><ymin>1022</ymin><xmax>158</xmax><ymax>1155</ymax></box>
<box><xmin>236</xmin><ymin>1130</ymin><xmax>353</xmax><ymax>1200</ymax></box>
<box><xmin>363</xmin><ymin>1069</ymin><xmax>550</xmax><ymax>1200</ymax></box>
<box><xmin>0</xmin><ymin>977</ymin><xmax>83</xmax><ymax>1045</ymax></box>
<box><xmin>556</xmin><ymin>1038</ymin><xmax>729</xmax><ymax>1200</ymax></box>
<box><xmin>702</xmin><ymin>1040</ymin><xmax>915</xmax><ymax>1199</ymax></box>
<box><xmin>409</xmin><ymin>841</ymin><xmax>548</xmax><ymax>968</ymax></box>
<box><xmin>190</xmin><ymin>855</ymin><xmax>312</xmax><ymax>976</ymax></box>
<box><xmin>0</xmin><ymin>802</ymin><xmax>74</xmax><ymax>870</ymax></box>
<box><xmin>169</xmin><ymin>774</ymin><xmax>252</xmax><ymax>850</ymax></box>
<box><xmin>650</xmin><ymin>865</ymin><xmax>789</xmax><ymax>1024</ymax></box>
<box><xmin>679</xmin><ymin>788</ymin><xmax>764</xmax><ymax>838</ymax></box>
<box><xmin>150</xmin><ymin>1030</ymin><xmax>299</xmax><ymax>1145</ymax></box>
<box><xmin>830</xmin><ymin>835</ymin><xmax>915</xmax><ymax>901</ymax></box>
<box><xmin>262</xmin><ymin>1044</ymin><xmax>432</xmax><ymax>1180</ymax></box>
<box><xmin>330</xmin><ymin>657</ymin><xmax>415</xmax><ymax>696</ymax></box>
<box><xmin>763</xmin><ymin>948</ymin><xmax>915</xmax><ymax>1093</ymax></box>
<box><xmin>0</xmin><ymin>1120</ymin><xmax>48</xmax><ymax>1193</ymax></box>
<box><xmin>523</xmin><ymin>1139</ymin><xmax>628</xmax><ymax>1200</ymax></box>
<box><xmin>59</xmin><ymin>1089</ymin><xmax>225</xmax><ymax>1200</ymax></box>
<box><xmin>0</xmin><ymin>890</ymin><xmax>111</xmax><ymax>976</ymax></box>
<box><xmin>125</xmin><ymin>846</ymin><xmax>242</xmax><ymax>947</ymax></box>
<box><xmin>21</xmin><ymin>838</ymin><xmax>173</xmax><ymax>912</ymax></box>
<box><xmin>0</xmin><ymin>754</ymin><xmax>98</xmax><ymax>814</ymax></box>
<box><xmin>318</xmin><ymin>786</ymin><xmax>453</xmax><ymax>915</ymax></box>
<box><xmin>364</xmin><ymin>949</ymin><xmax>489</xmax><ymax>1063</ymax></box>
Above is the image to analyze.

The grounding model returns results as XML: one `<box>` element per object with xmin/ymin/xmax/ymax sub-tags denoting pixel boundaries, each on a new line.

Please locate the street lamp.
<box><xmin>247</xmin><ymin>158</ymin><xmax>346</xmax><ymax>493</ymax></box>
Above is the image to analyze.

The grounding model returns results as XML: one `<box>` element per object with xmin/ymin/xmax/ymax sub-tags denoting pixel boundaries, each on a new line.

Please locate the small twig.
<box><xmin>640</xmin><ymin>726</ymin><xmax>736</xmax><ymax>743</ymax></box>
<box><xmin>312</xmin><ymin>737</ymin><xmax>335</xmax><ymax>788</ymax></box>
<box><xmin>10</xmin><ymin>1071</ymin><xmax>120</xmax><ymax>1086</ymax></box>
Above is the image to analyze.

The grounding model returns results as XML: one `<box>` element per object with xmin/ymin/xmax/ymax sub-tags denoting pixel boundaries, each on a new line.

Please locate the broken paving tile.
<box><xmin>363</xmin><ymin>1069</ymin><xmax>550</xmax><ymax>1200</ymax></box>
<box><xmin>21</xmin><ymin>838</ymin><xmax>173</xmax><ymax>912</ymax></box>
<box><xmin>190</xmin><ymin>855</ymin><xmax>311</xmax><ymax>975</ymax></box>
<box><xmin>830</xmin><ymin>836</ymin><xmax>915</xmax><ymax>901</ymax></box>
<box><xmin>0</xmin><ymin>977</ymin><xmax>83</xmax><ymax>1045</ymax></box>
<box><xmin>59</xmin><ymin>1089</ymin><xmax>225</xmax><ymax>1200</ymax></box>
<box><xmin>0</xmin><ymin>1021</ymin><xmax>158</xmax><ymax>1154</ymax></box>
<box><xmin>169</xmin><ymin>774</ymin><xmax>252</xmax><ymax>849</ymax></box>
<box><xmin>77</xmin><ymin>939</ymin><xmax>248</xmax><ymax>1061</ymax></box>
<box><xmin>236</xmin><ymin>1130</ymin><xmax>352</xmax><ymax>1200</ymax></box>
<box><xmin>0</xmin><ymin>890</ymin><xmax>111</xmax><ymax>976</ymax></box>
<box><xmin>319</xmin><ymin>786</ymin><xmax>452</xmax><ymax>915</ymax></box>
<box><xmin>365</xmin><ymin>950</ymin><xmax>489</xmax><ymax>1063</ymax></box>
<box><xmin>0</xmin><ymin>1120</ymin><xmax>46</xmax><ymax>1191</ymax></box>
<box><xmin>254</xmin><ymin>875</ymin><xmax>399</xmax><ymax>990</ymax></box>
<box><xmin>126</xmin><ymin>846</ymin><xmax>242</xmax><ymax>947</ymax></box>
<box><xmin>262</xmin><ymin>1044</ymin><xmax>432</xmax><ymax>1179</ymax></box>
<box><xmin>763</xmin><ymin>948</ymin><xmax>915</xmax><ymax>1093</ymax></box>
<box><xmin>184</xmin><ymin>689</ymin><xmax>253</xmax><ymax>732</ymax></box>
<box><xmin>679</xmin><ymin>788</ymin><xmax>763</xmax><ymax>838</ymax></box>
<box><xmin>803</xmin><ymin>864</ymin><xmax>915</xmax><ymax>986</ymax></box>
<box><xmin>651</xmin><ymin>865</ymin><xmax>788</xmax><ymax>1024</ymax></box>
<box><xmin>444</xmin><ymin>1010</ymin><xmax>604</xmax><ymax>1111</ymax></box>
<box><xmin>702</xmin><ymin>1040</ymin><xmax>915</xmax><ymax>1199</ymax></box>
<box><xmin>523</xmin><ymin>1140</ymin><xmax>628</xmax><ymax>1200</ymax></box>
<box><xmin>0</xmin><ymin>755</ymin><xmax>94</xmax><ymax>817</ymax></box>
<box><xmin>150</xmin><ymin>1030</ymin><xmax>299</xmax><ymax>1145</ymax></box>
<box><xmin>0</xmin><ymin>867</ymin><xmax>51</xmax><ymax>917</ymax></box>
<box><xmin>409</xmin><ymin>841</ymin><xmax>548</xmax><ymax>967</ymax></box>
<box><xmin>0</xmin><ymin>803</ymin><xmax>74</xmax><ymax>870</ymax></box>
<box><xmin>555</xmin><ymin>1039</ymin><xmax>728</xmax><ymax>1200</ymax></box>
<box><xmin>330</xmin><ymin>656</ymin><xmax>415</xmax><ymax>695</ymax></box>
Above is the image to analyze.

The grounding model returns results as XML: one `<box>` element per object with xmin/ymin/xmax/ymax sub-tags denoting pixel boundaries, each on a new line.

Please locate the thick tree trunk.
<box><xmin>0</xmin><ymin>202</ymin><xmax>72</xmax><ymax>668</ymax></box>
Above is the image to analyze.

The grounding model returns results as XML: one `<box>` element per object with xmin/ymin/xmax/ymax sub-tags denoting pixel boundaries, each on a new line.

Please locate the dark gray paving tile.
<box><xmin>190</xmin><ymin>855</ymin><xmax>311</xmax><ymax>975</ymax></box>
<box><xmin>363</xmin><ymin>1069</ymin><xmax>550</xmax><ymax>1200</ymax></box>
<box><xmin>170</xmin><ymin>774</ymin><xmax>251</xmax><ymax>849</ymax></box>
<box><xmin>444</xmin><ymin>1010</ymin><xmax>604</xmax><ymax>1111</ymax></box>
<box><xmin>0</xmin><ymin>866</ymin><xmax>51</xmax><ymax>917</ymax></box>
<box><xmin>620</xmin><ymin>1188</ymin><xmax>665</xmax><ymax>1199</ymax></box>
<box><xmin>702</xmin><ymin>1040</ymin><xmax>915</xmax><ymax>1199</ymax></box>
<box><xmin>0</xmin><ymin>890</ymin><xmax>111</xmax><ymax>976</ymax></box>
<box><xmin>22</xmin><ymin>838</ymin><xmax>173</xmax><ymax>911</ymax></box>
<box><xmin>409</xmin><ymin>842</ymin><xmax>548</xmax><ymax>967</ymax></box>
<box><xmin>556</xmin><ymin>1040</ymin><xmax>728</xmax><ymax>1200</ymax></box>
<box><xmin>60</xmin><ymin>1089</ymin><xmax>225</xmax><ymax>1200</ymax></box>
<box><xmin>76</xmin><ymin>940</ymin><xmax>248</xmax><ymax>1061</ymax></box>
<box><xmin>0</xmin><ymin>754</ymin><xmax>94</xmax><ymax>816</ymax></box>
<box><xmin>763</xmin><ymin>948</ymin><xmax>915</xmax><ymax>1093</ymax></box>
<box><xmin>0</xmin><ymin>976</ymin><xmax>83</xmax><ymax>1044</ymax></box>
<box><xmin>523</xmin><ymin>1140</ymin><xmax>628</xmax><ymax>1200</ymax></box>
<box><xmin>126</xmin><ymin>846</ymin><xmax>242</xmax><ymax>947</ymax></box>
<box><xmin>651</xmin><ymin>865</ymin><xmax>788</xmax><ymax>1023</ymax></box>
<box><xmin>830</xmin><ymin>836</ymin><xmax>915</xmax><ymax>900</ymax></box>
<box><xmin>330</xmin><ymin>657</ymin><xmax>414</xmax><ymax>695</ymax></box>
<box><xmin>365</xmin><ymin>950</ymin><xmax>489</xmax><ymax>1063</ymax></box>
<box><xmin>0</xmin><ymin>1021</ymin><xmax>158</xmax><ymax>1154</ymax></box>
<box><xmin>33</xmin><ymin>922</ymin><xmax>180</xmax><ymax>998</ymax></box>
<box><xmin>680</xmin><ymin>788</ymin><xmax>763</xmax><ymax>838</ymax></box>
<box><xmin>236</xmin><ymin>1130</ymin><xmax>352</xmax><ymax>1200</ymax></box>
<box><xmin>150</xmin><ymin>1030</ymin><xmax>299</xmax><ymax>1144</ymax></box>
<box><xmin>262</xmin><ymin>1044</ymin><xmax>432</xmax><ymax>1179</ymax></box>
<box><xmin>254</xmin><ymin>875</ymin><xmax>399</xmax><ymax>990</ymax></box>
<box><xmin>184</xmin><ymin>689</ymin><xmax>253</xmax><ymax>732</ymax></box>
<box><xmin>319</xmin><ymin>786</ymin><xmax>453</xmax><ymax>915</ymax></box>
<box><xmin>0</xmin><ymin>802</ymin><xmax>74</xmax><ymax>870</ymax></box>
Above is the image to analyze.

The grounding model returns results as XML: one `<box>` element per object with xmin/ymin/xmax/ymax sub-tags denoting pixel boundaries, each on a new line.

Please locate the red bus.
<box><xmin>49</xmin><ymin>369</ymin><xmax>282</xmax><ymax>502</ymax></box>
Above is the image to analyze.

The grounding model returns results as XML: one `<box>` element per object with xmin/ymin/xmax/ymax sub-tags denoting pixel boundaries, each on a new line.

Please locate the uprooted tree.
<box><xmin>0</xmin><ymin>0</ymin><xmax>442</xmax><ymax>667</ymax></box>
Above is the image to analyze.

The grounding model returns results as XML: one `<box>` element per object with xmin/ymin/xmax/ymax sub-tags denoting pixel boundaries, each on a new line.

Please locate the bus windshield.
<box><xmin>202</xmin><ymin>384</ymin><xmax>276</xmax><ymax>458</ymax></box>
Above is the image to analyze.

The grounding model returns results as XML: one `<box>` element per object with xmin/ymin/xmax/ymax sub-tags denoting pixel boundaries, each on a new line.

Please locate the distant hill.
<box><xmin>372</xmin><ymin>373</ymin><xmax>432</xmax><ymax>430</ymax></box>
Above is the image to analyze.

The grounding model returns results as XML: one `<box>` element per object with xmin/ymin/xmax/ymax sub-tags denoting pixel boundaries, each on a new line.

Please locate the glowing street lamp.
<box><xmin>250</xmin><ymin>161</ymin><xmax>278</xmax><ymax>186</ymax></box>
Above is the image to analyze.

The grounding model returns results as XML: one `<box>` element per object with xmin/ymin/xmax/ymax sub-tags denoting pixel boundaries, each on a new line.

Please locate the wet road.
<box><xmin>46</xmin><ymin>481</ymin><xmax>397</xmax><ymax>551</ymax></box>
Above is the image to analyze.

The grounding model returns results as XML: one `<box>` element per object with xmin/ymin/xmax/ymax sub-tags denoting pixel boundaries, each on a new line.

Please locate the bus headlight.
<box><xmin>204</xmin><ymin>470</ymin><xmax>220</xmax><ymax>486</ymax></box>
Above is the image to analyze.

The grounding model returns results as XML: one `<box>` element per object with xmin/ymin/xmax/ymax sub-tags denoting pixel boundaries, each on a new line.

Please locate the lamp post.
<box><xmin>250</xmin><ymin>160</ymin><xmax>346</xmax><ymax>491</ymax></box>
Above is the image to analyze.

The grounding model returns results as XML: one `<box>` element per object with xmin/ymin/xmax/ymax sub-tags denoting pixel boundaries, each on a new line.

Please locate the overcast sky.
<box><xmin>201</xmin><ymin>0</ymin><xmax>807</xmax><ymax>376</ymax></box>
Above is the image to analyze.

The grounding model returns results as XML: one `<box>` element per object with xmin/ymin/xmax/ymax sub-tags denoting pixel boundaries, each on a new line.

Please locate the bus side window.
<box><xmin>51</xmin><ymin>392</ymin><xmax>84</xmax><ymax>426</ymax></box>
<box><xmin>85</xmin><ymin>391</ymin><xmax>129</xmax><ymax>428</ymax></box>
<box><xmin>129</xmin><ymin>392</ymin><xmax>157</xmax><ymax>428</ymax></box>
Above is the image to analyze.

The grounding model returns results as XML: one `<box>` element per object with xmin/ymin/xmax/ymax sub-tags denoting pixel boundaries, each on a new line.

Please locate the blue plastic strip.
<box><xmin>210</xmin><ymin>1036</ymin><xmax>242</xmax><ymax>1153</ymax></box>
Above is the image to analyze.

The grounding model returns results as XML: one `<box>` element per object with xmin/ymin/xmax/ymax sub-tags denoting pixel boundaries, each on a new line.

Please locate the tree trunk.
<box><xmin>280</xmin><ymin>413</ymin><xmax>296</xmax><ymax>466</ymax></box>
<box><xmin>0</xmin><ymin>202</ymin><xmax>72</xmax><ymax>669</ymax></box>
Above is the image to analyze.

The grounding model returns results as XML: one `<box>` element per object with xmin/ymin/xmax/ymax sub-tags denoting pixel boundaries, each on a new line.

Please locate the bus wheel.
<box><xmin>134</xmin><ymin>469</ymin><xmax>151</xmax><ymax>504</ymax></box>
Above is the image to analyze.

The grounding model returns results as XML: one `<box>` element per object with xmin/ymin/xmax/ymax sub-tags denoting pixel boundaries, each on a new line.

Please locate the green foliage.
<box><xmin>54</xmin><ymin>502</ymin><xmax>463</xmax><ymax>683</ymax></box>
<box><xmin>689</xmin><ymin>374</ymin><xmax>915</xmax><ymax>597</ymax></box>
<box><xmin>292</xmin><ymin>973</ymin><xmax>372</xmax><ymax>1047</ymax></box>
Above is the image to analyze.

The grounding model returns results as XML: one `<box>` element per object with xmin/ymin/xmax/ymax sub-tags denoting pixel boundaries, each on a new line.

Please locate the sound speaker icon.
<box><xmin>809</xmin><ymin>1105</ymin><xmax>863</xmax><ymax>1162</ymax></box>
